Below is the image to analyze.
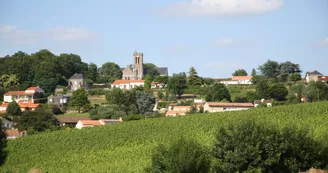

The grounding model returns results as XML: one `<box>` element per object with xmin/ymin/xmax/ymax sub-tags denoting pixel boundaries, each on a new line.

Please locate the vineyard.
<box><xmin>1</xmin><ymin>101</ymin><xmax>328</xmax><ymax>172</ymax></box>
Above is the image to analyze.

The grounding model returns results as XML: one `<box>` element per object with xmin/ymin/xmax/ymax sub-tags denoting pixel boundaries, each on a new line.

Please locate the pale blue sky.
<box><xmin>0</xmin><ymin>0</ymin><xmax>327</xmax><ymax>77</ymax></box>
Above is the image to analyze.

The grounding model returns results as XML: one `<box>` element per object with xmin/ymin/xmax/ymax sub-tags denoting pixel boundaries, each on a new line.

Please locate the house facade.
<box><xmin>68</xmin><ymin>73</ymin><xmax>88</xmax><ymax>91</ymax></box>
<box><xmin>219</xmin><ymin>76</ymin><xmax>253</xmax><ymax>85</ymax></box>
<box><xmin>48</xmin><ymin>94</ymin><xmax>72</xmax><ymax>107</ymax></box>
<box><xmin>111</xmin><ymin>80</ymin><xmax>145</xmax><ymax>90</ymax></box>
<box><xmin>121</xmin><ymin>51</ymin><xmax>168</xmax><ymax>80</ymax></box>
<box><xmin>1</xmin><ymin>117</ymin><xmax>13</xmax><ymax>129</ymax></box>
<box><xmin>203</xmin><ymin>102</ymin><xmax>253</xmax><ymax>112</ymax></box>
<box><xmin>3</xmin><ymin>86</ymin><xmax>44</xmax><ymax>103</ymax></box>
<box><xmin>5</xmin><ymin>129</ymin><xmax>27</xmax><ymax>139</ymax></box>
<box><xmin>306</xmin><ymin>70</ymin><xmax>323</xmax><ymax>83</ymax></box>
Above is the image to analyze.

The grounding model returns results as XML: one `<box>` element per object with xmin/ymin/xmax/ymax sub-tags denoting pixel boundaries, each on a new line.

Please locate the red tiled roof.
<box><xmin>26</xmin><ymin>86</ymin><xmax>39</xmax><ymax>91</ymax></box>
<box><xmin>318</xmin><ymin>76</ymin><xmax>328</xmax><ymax>81</ymax></box>
<box><xmin>4</xmin><ymin>91</ymin><xmax>34</xmax><ymax>96</ymax></box>
<box><xmin>0</xmin><ymin>103</ymin><xmax>9</xmax><ymax>107</ymax></box>
<box><xmin>129</xmin><ymin>80</ymin><xmax>145</xmax><ymax>83</ymax></box>
<box><xmin>112</xmin><ymin>80</ymin><xmax>145</xmax><ymax>85</ymax></box>
<box><xmin>5</xmin><ymin>129</ymin><xmax>20</xmax><ymax>137</ymax></box>
<box><xmin>78</xmin><ymin>120</ymin><xmax>103</xmax><ymax>126</ymax></box>
<box><xmin>18</xmin><ymin>103</ymin><xmax>40</xmax><ymax>108</ymax></box>
<box><xmin>166</xmin><ymin>110</ymin><xmax>188</xmax><ymax>115</ymax></box>
<box><xmin>232</xmin><ymin>76</ymin><xmax>253</xmax><ymax>80</ymax></box>
<box><xmin>18</xmin><ymin>100</ymin><xmax>33</xmax><ymax>104</ymax></box>
<box><xmin>207</xmin><ymin>102</ymin><xmax>254</xmax><ymax>107</ymax></box>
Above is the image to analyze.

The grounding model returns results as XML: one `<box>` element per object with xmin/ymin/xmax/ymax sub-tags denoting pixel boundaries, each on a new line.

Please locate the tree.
<box><xmin>6</xmin><ymin>101</ymin><xmax>21</xmax><ymax>117</ymax></box>
<box><xmin>188</xmin><ymin>67</ymin><xmax>202</xmax><ymax>86</ymax></box>
<box><xmin>278</xmin><ymin>61</ymin><xmax>301</xmax><ymax>82</ymax></box>
<box><xmin>86</xmin><ymin>63</ymin><xmax>98</xmax><ymax>83</ymax></box>
<box><xmin>307</xmin><ymin>81</ymin><xmax>328</xmax><ymax>102</ymax></box>
<box><xmin>136</xmin><ymin>91</ymin><xmax>156</xmax><ymax>115</ymax></box>
<box><xmin>205</xmin><ymin>83</ymin><xmax>231</xmax><ymax>102</ymax></box>
<box><xmin>0</xmin><ymin>74</ymin><xmax>19</xmax><ymax>88</ymax></box>
<box><xmin>289</xmin><ymin>73</ymin><xmax>302</xmax><ymax>83</ymax></box>
<box><xmin>269</xmin><ymin>83</ymin><xmax>288</xmax><ymax>101</ymax></box>
<box><xmin>202</xmin><ymin>78</ymin><xmax>215</xmax><ymax>86</ymax></box>
<box><xmin>256</xmin><ymin>80</ymin><xmax>270</xmax><ymax>99</ymax></box>
<box><xmin>258</xmin><ymin>60</ymin><xmax>280</xmax><ymax>78</ymax></box>
<box><xmin>15</xmin><ymin>108</ymin><xmax>57</xmax><ymax>134</ymax></box>
<box><xmin>69</xmin><ymin>88</ymin><xmax>90</xmax><ymax>113</ymax></box>
<box><xmin>146</xmin><ymin>138</ymin><xmax>211</xmax><ymax>173</ymax></box>
<box><xmin>167</xmin><ymin>73</ymin><xmax>188</xmax><ymax>98</ymax></box>
<box><xmin>144</xmin><ymin>63</ymin><xmax>159</xmax><ymax>79</ymax></box>
<box><xmin>99</xmin><ymin>62</ymin><xmax>122</xmax><ymax>83</ymax></box>
<box><xmin>154</xmin><ymin>75</ymin><xmax>169</xmax><ymax>87</ymax></box>
<box><xmin>89</xmin><ymin>105</ymin><xmax>125</xmax><ymax>120</ymax></box>
<box><xmin>251</xmin><ymin>68</ymin><xmax>257</xmax><ymax>76</ymax></box>
<box><xmin>232</xmin><ymin>69</ymin><xmax>248</xmax><ymax>76</ymax></box>
<box><xmin>144</xmin><ymin>75</ymin><xmax>152</xmax><ymax>90</ymax></box>
<box><xmin>213</xmin><ymin>121</ymin><xmax>328</xmax><ymax>173</ymax></box>
<box><xmin>0</xmin><ymin>119</ymin><xmax>7</xmax><ymax>165</ymax></box>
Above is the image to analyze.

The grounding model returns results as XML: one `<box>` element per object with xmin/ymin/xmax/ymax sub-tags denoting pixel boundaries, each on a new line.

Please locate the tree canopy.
<box><xmin>6</xmin><ymin>101</ymin><xmax>21</xmax><ymax>117</ymax></box>
<box><xmin>188</xmin><ymin>67</ymin><xmax>202</xmax><ymax>86</ymax></box>
<box><xmin>99</xmin><ymin>62</ymin><xmax>122</xmax><ymax>83</ymax></box>
<box><xmin>69</xmin><ymin>88</ymin><xmax>90</xmax><ymax>113</ymax></box>
<box><xmin>167</xmin><ymin>73</ymin><xmax>188</xmax><ymax>98</ymax></box>
<box><xmin>205</xmin><ymin>83</ymin><xmax>231</xmax><ymax>102</ymax></box>
<box><xmin>232</xmin><ymin>69</ymin><xmax>248</xmax><ymax>76</ymax></box>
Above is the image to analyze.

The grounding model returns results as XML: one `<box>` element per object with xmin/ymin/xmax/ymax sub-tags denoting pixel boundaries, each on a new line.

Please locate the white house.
<box><xmin>254</xmin><ymin>99</ymin><xmax>272</xmax><ymax>107</ymax></box>
<box><xmin>76</xmin><ymin>118</ymin><xmax>123</xmax><ymax>129</ymax></box>
<box><xmin>111</xmin><ymin>80</ymin><xmax>144</xmax><ymax>90</ymax></box>
<box><xmin>219</xmin><ymin>76</ymin><xmax>253</xmax><ymax>85</ymax></box>
<box><xmin>3</xmin><ymin>86</ymin><xmax>44</xmax><ymax>103</ymax></box>
<box><xmin>203</xmin><ymin>102</ymin><xmax>253</xmax><ymax>113</ymax></box>
<box><xmin>306</xmin><ymin>70</ymin><xmax>323</xmax><ymax>83</ymax></box>
<box><xmin>151</xmin><ymin>82</ymin><xmax>165</xmax><ymax>89</ymax></box>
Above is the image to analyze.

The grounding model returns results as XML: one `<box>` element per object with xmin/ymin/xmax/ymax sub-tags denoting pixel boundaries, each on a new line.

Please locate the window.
<box><xmin>223</xmin><ymin>107</ymin><xmax>226</xmax><ymax>110</ymax></box>
<box><xmin>49</xmin><ymin>98</ymin><xmax>53</xmax><ymax>102</ymax></box>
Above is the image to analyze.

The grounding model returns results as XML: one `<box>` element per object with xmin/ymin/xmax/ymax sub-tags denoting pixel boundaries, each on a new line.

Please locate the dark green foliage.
<box><xmin>202</xmin><ymin>78</ymin><xmax>215</xmax><ymax>86</ymax></box>
<box><xmin>205</xmin><ymin>83</ymin><xmax>231</xmax><ymax>102</ymax></box>
<box><xmin>188</xmin><ymin>66</ymin><xmax>202</xmax><ymax>86</ymax></box>
<box><xmin>0</xmin><ymin>119</ymin><xmax>7</xmax><ymax>165</ymax></box>
<box><xmin>88</xmin><ymin>105</ymin><xmax>125</xmax><ymax>120</ymax></box>
<box><xmin>232</xmin><ymin>69</ymin><xmax>248</xmax><ymax>76</ymax></box>
<box><xmin>87</xmin><ymin>89</ymin><xmax>108</xmax><ymax>96</ymax></box>
<box><xmin>157</xmin><ymin>91</ymin><xmax>164</xmax><ymax>99</ymax></box>
<box><xmin>278</xmin><ymin>61</ymin><xmax>302</xmax><ymax>82</ymax></box>
<box><xmin>251</xmin><ymin>68</ymin><xmax>257</xmax><ymax>76</ymax></box>
<box><xmin>136</xmin><ymin>91</ymin><xmax>156</xmax><ymax>115</ymax></box>
<box><xmin>122</xmin><ymin>114</ymin><xmax>143</xmax><ymax>121</ymax></box>
<box><xmin>144</xmin><ymin>75</ymin><xmax>152</xmax><ymax>89</ymax></box>
<box><xmin>69</xmin><ymin>88</ymin><xmax>90</xmax><ymax>113</ymax></box>
<box><xmin>258</xmin><ymin>59</ymin><xmax>280</xmax><ymax>78</ymax></box>
<box><xmin>146</xmin><ymin>138</ymin><xmax>211</xmax><ymax>173</ymax></box>
<box><xmin>213</xmin><ymin>121</ymin><xmax>328</xmax><ymax>173</ymax></box>
<box><xmin>289</xmin><ymin>73</ymin><xmax>302</xmax><ymax>82</ymax></box>
<box><xmin>16</xmin><ymin>108</ymin><xmax>57</xmax><ymax>134</ymax></box>
<box><xmin>86</xmin><ymin>63</ymin><xmax>98</xmax><ymax>83</ymax></box>
<box><xmin>307</xmin><ymin>81</ymin><xmax>328</xmax><ymax>102</ymax></box>
<box><xmin>154</xmin><ymin>76</ymin><xmax>169</xmax><ymax>87</ymax></box>
<box><xmin>256</xmin><ymin>80</ymin><xmax>270</xmax><ymax>99</ymax></box>
<box><xmin>144</xmin><ymin>63</ymin><xmax>160</xmax><ymax>79</ymax></box>
<box><xmin>99</xmin><ymin>62</ymin><xmax>122</xmax><ymax>83</ymax></box>
<box><xmin>270</xmin><ymin>83</ymin><xmax>289</xmax><ymax>101</ymax></box>
<box><xmin>167</xmin><ymin>73</ymin><xmax>188</xmax><ymax>98</ymax></box>
<box><xmin>6</xmin><ymin>101</ymin><xmax>21</xmax><ymax>117</ymax></box>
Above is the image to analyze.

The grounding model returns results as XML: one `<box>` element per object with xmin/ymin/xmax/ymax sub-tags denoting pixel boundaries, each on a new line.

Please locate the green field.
<box><xmin>1</xmin><ymin>102</ymin><xmax>328</xmax><ymax>172</ymax></box>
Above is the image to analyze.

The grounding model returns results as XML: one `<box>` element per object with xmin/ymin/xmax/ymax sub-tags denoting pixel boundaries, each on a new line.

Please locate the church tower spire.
<box><xmin>133</xmin><ymin>51</ymin><xmax>144</xmax><ymax>80</ymax></box>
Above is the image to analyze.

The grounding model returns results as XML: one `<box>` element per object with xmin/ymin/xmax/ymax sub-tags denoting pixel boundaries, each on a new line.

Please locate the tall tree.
<box><xmin>69</xmin><ymin>88</ymin><xmax>90</xmax><ymax>113</ymax></box>
<box><xmin>232</xmin><ymin>69</ymin><xmax>248</xmax><ymax>76</ymax></box>
<box><xmin>0</xmin><ymin>119</ymin><xmax>6</xmax><ymax>165</ymax></box>
<box><xmin>307</xmin><ymin>81</ymin><xmax>328</xmax><ymax>102</ymax></box>
<box><xmin>278</xmin><ymin>61</ymin><xmax>302</xmax><ymax>82</ymax></box>
<box><xmin>188</xmin><ymin>67</ymin><xmax>202</xmax><ymax>86</ymax></box>
<box><xmin>136</xmin><ymin>91</ymin><xmax>156</xmax><ymax>114</ymax></box>
<box><xmin>144</xmin><ymin>75</ymin><xmax>152</xmax><ymax>90</ymax></box>
<box><xmin>100</xmin><ymin>62</ymin><xmax>122</xmax><ymax>83</ymax></box>
<box><xmin>144</xmin><ymin>63</ymin><xmax>159</xmax><ymax>79</ymax></box>
<box><xmin>205</xmin><ymin>83</ymin><xmax>231</xmax><ymax>102</ymax></box>
<box><xmin>86</xmin><ymin>63</ymin><xmax>98</xmax><ymax>83</ymax></box>
<box><xmin>289</xmin><ymin>73</ymin><xmax>302</xmax><ymax>83</ymax></box>
<box><xmin>256</xmin><ymin>80</ymin><xmax>270</xmax><ymax>99</ymax></box>
<box><xmin>269</xmin><ymin>83</ymin><xmax>288</xmax><ymax>101</ymax></box>
<box><xmin>258</xmin><ymin>60</ymin><xmax>280</xmax><ymax>78</ymax></box>
<box><xmin>6</xmin><ymin>101</ymin><xmax>21</xmax><ymax>117</ymax></box>
<box><xmin>167</xmin><ymin>73</ymin><xmax>188</xmax><ymax>98</ymax></box>
<box><xmin>251</xmin><ymin>68</ymin><xmax>257</xmax><ymax>76</ymax></box>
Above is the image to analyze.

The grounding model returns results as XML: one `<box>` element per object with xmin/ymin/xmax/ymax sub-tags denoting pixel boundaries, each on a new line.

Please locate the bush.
<box><xmin>146</xmin><ymin>138</ymin><xmax>211</xmax><ymax>173</ymax></box>
<box><xmin>212</xmin><ymin>121</ymin><xmax>328</xmax><ymax>173</ymax></box>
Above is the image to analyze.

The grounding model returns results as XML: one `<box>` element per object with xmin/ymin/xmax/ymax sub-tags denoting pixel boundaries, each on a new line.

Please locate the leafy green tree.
<box><xmin>86</xmin><ymin>63</ymin><xmax>98</xmax><ymax>83</ymax></box>
<box><xmin>0</xmin><ymin>119</ymin><xmax>6</xmax><ymax>165</ymax></box>
<box><xmin>144</xmin><ymin>63</ymin><xmax>159</xmax><ymax>79</ymax></box>
<box><xmin>99</xmin><ymin>62</ymin><xmax>122</xmax><ymax>83</ymax></box>
<box><xmin>167</xmin><ymin>73</ymin><xmax>188</xmax><ymax>98</ymax></box>
<box><xmin>289</xmin><ymin>73</ymin><xmax>302</xmax><ymax>82</ymax></box>
<box><xmin>205</xmin><ymin>83</ymin><xmax>231</xmax><ymax>102</ymax></box>
<box><xmin>136</xmin><ymin>91</ymin><xmax>156</xmax><ymax>115</ymax></box>
<box><xmin>287</xmin><ymin>82</ymin><xmax>306</xmax><ymax>103</ymax></box>
<box><xmin>256</xmin><ymin>80</ymin><xmax>270</xmax><ymax>99</ymax></box>
<box><xmin>213</xmin><ymin>121</ymin><xmax>328</xmax><ymax>173</ymax></box>
<box><xmin>232</xmin><ymin>69</ymin><xmax>248</xmax><ymax>76</ymax></box>
<box><xmin>6</xmin><ymin>101</ymin><xmax>21</xmax><ymax>117</ymax></box>
<box><xmin>0</xmin><ymin>74</ymin><xmax>19</xmax><ymax>88</ymax></box>
<box><xmin>69</xmin><ymin>88</ymin><xmax>90</xmax><ymax>113</ymax></box>
<box><xmin>202</xmin><ymin>78</ymin><xmax>215</xmax><ymax>86</ymax></box>
<box><xmin>144</xmin><ymin>75</ymin><xmax>152</xmax><ymax>89</ymax></box>
<box><xmin>157</xmin><ymin>91</ymin><xmax>164</xmax><ymax>99</ymax></box>
<box><xmin>307</xmin><ymin>81</ymin><xmax>328</xmax><ymax>102</ymax></box>
<box><xmin>258</xmin><ymin>59</ymin><xmax>280</xmax><ymax>78</ymax></box>
<box><xmin>89</xmin><ymin>105</ymin><xmax>125</xmax><ymax>120</ymax></box>
<box><xmin>154</xmin><ymin>75</ymin><xmax>169</xmax><ymax>87</ymax></box>
<box><xmin>16</xmin><ymin>108</ymin><xmax>57</xmax><ymax>134</ymax></box>
<box><xmin>188</xmin><ymin>67</ymin><xmax>202</xmax><ymax>86</ymax></box>
<box><xmin>269</xmin><ymin>83</ymin><xmax>288</xmax><ymax>101</ymax></box>
<box><xmin>251</xmin><ymin>68</ymin><xmax>257</xmax><ymax>76</ymax></box>
<box><xmin>278</xmin><ymin>61</ymin><xmax>302</xmax><ymax>82</ymax></box>
<box><xmin>146</xmin><ymin>138</ymin><xmax>211</xmax><ymax>173</ymax></box>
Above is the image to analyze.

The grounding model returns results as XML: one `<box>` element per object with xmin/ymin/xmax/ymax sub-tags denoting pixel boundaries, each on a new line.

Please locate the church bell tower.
<box><xmin>133</xmin><ymin>50</ymin><xmax>144</xmax><ymax>80</ymax></box>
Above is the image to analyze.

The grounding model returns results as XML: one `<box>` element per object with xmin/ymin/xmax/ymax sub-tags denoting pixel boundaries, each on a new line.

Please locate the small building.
<box><xmin>1</xmin><ymin>117</ymin><xmax>13</xmax><ymax>129</ymax></box>
<box><xmin>55</xmin><ymin>116</ymin><xmax>91</xmax><ymax>127</ymax></box>
<box><xmin>203</xmin><ymin>102</ymin><xmax>254</xmax><ymax>113</ymax></box>
<box><xmin>0</xmin><ymin>102</ymin><xmax>40</xmax><ymax>112</ymax></box>
<box><xmin>254</xmin><ymin>99</ymin><xmax>273</xmax><ymax>107</ymax></box>
<box><xmin>76</xmin><ymin>118</ymin><xmax>123</xmax><ymax>129</ymax></box>
<box><xmin>173</xmin><ymin>106</ymin><xmax>191</xmax><ymax>111</ymax></box>
<box><xmin>306</xmin><ymin>70</ymin><xmax>323</xmax><ymax>83</ymax></box>
<box><xmin>165</xmin><ymin>110</ymin><xmax>189</xmax><ymax>117</ymax></box>
<box><xmin>3</xmin><ymin>86</ymin><xmax>44</xmax><ymax>103</ymax></box>
<box><xmin>151</xmin><ymin>82</ymin><xmax>165</xmax><ymax>89</ymax></box>
<box><xmin>5</xmin><ymin>129</ymin><xmax>27</xmax><ymax>139</ymax></box>
<box><xmin>318</xmin><ymin>76</ymin><xmax>328</xmax><ymax>84</ymax></box>
<box><xmin>68</xmin><ymin>73</ymin><xmax>88</xmax><ymax>91</ymax></box>
<box><xmin>111</xmin><ymin>80</ymin><xmax>144</xmax><ymax>90</ymax></box>
<box><xmin>48</xmin><ymin>94</ymin><xmax>72</xmax><ymax>107</ymax></box>
<box><xmin>219</xmin><ymin>76</ymin><xmax>253</xmax><ymax>85</ymax></box>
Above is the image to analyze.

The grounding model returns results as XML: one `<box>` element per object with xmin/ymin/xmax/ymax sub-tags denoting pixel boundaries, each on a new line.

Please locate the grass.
<box><xmin>1</xmin><ymin>101</ymin><xmax>328</xmax><ymax>172</ymax></box>
<box><xmin>88</xmin><ymin>95</ymin><xmax>107</xmax><ymax>105</ymax></box>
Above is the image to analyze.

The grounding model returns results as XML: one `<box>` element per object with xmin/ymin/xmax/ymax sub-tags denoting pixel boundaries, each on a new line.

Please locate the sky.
<box><xmin>0</xmin><ymin>0</ymin><xmax>327</xmax><ymax>78</ymax></box>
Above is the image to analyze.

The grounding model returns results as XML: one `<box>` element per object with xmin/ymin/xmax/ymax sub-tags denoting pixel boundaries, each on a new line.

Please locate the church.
<box><xmin>121</xmin><ymin>51</ymin><xmax>168</xmax><ymax>80</ymax></box>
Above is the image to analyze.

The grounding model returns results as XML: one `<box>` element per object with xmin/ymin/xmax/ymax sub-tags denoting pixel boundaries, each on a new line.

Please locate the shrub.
<box><xmin>146</xmin><ymin>138</ymin><xmax>211</xmax><ymax>173</ymax></box>
<box><xmin>212</xmin><ymin>121</ymin><xmax>328</xmax><ymax>173</ymax></box>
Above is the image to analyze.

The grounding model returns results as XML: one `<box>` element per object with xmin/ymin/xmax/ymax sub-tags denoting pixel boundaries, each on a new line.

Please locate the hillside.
<box><xmin>1</xmin><ymin>102</ymin><xmax>328</xmax><ymax>172</ymax></box>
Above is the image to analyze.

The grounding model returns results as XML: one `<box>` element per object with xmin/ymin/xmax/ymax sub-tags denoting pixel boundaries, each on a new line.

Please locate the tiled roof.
<box><xmin>318</xmin><ymin>76</ymin><xmax>328</xmax><ymax>81</ymax></box>
<box><xmin>207</xmin><ymin>102</ymin><xmax>254</xmax><ymax>107</ymax></box>
<box><xmin>78</xmin><ymin>120</ymin><xmax>103</xmax><ymax>126</ymax></box>
<box><xmin>26</xmin><ymin>86</ymin><xmax>39</xmax><ymax>91</ymax></box>
<box><xmin>166</xmin><ymin>110</ymin><xmax>188</xmax><ymax>115</ymax></box>
<box><xmin>100</xmin><ymin>118</ymin><xmax>123</xmax><ymax>124</ymax></box>
<box><xmin>0</xmin><ymin>103</ymin><xmax>8</xmax><ymax>107</ymax></box>
<box><xmin>69</xmin><ymin>73</ymin><xmax>85</xmax><ymax>80</ymax></box>
<box><xmin>232</xmin><ymin>76</ymin><xmax>253</xmax><ymax>80</ymax></box>
<box><xmin>56</xmin><ymin>116</ymin><xmax>91</xmax><ymax>123</ymax></box>
<box><xmin>308</xmin><ymin>70</ymin><xmax>323</xmax><ymax>75</ymax></box>
<box><xmin>4</xmin><ymin>91</ymin><xmax>34</xmax><ymax>96</ymax></box>
<box><xmin>5</xmin><ymin>129</ymin><xmax>20</xmax><ymax>137</ymax></box>
<box><xmin>0</xmin><ymin>102</ymin><xmax>40</xmax><ymax>108</ymax></box>
<box><xmin>112</xmin><ymin>80</ymin><xmax>145</xmax><ymax>85</ymax></box>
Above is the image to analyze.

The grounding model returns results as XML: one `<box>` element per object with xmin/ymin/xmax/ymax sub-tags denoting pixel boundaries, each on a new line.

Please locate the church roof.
<box><xmin>156</xmin><ymin>67</ymin><xmax>168</xmax><ymax>75</ymax></box>
<box><xmin>69</xmin><ymin>73</ymin><xmax>86</xmax><ymax>80</ymax></box>
<box><xmin>307</xmin><ymin>70</ymin><xmax>322</xmax><ymax>75</ymax></box>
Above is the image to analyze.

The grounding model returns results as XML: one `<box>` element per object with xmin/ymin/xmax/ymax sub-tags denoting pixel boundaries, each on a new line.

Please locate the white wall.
<box><xmin>4</xmin><ymin>95</ymin><xmax>12</xmax><ymax>102</ymax></box>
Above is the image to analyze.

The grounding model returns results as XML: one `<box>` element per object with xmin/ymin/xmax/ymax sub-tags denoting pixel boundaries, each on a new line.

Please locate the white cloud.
<box><xmin>319</xmin><ymin>38</ymin><xmax>328</xmax><ymax>46</ymax></box>
<box><xmin>214</xmin><ymin>38</ymin><xmax>233</xmax><ymax>45</ymax></box>
<box><xmin>159</xmin><ymin>0</ymin><xmax>284</xmax><ymax>17</ymax></box>
<box><xmin>47</xmin><ymin>27</ymin><xmax>99</xmax><ymax>41</ymax></box>
<box><xmin>0</xmin><ymin>25</ymin><xmax>99</xmax><ymax>45</ymax></box>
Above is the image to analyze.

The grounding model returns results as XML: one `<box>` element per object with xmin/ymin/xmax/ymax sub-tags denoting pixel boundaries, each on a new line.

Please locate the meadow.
<box><xmin>1</xmin><ymin>101</ymin><xmax>328</xmax><ymax>172</ymax></box>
